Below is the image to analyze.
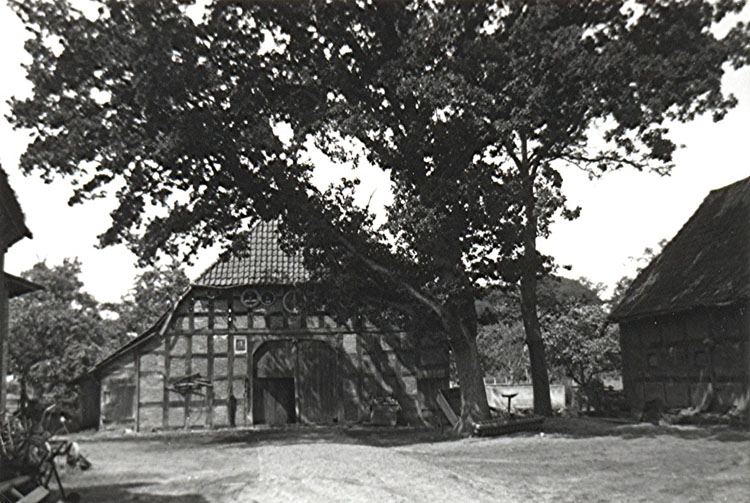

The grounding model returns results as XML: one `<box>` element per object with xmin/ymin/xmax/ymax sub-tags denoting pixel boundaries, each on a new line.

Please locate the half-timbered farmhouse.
<box><xmin>78</xmin><ymin>220</ymin><xmax>449</xmax><ymax>431</ymax></box>
<box><xmin>610</xmin><ymin>176</ymin><xmax>749</xmax><ymax>419</ymax></box>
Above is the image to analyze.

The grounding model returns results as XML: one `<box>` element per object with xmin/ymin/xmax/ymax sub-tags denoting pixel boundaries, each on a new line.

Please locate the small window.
<box><xmin>647</xmin><ymin>353</ymin><xmax>658</xmax><ymax>368</ymax></box>
<box><xmin>234</xmin><ymin>336</ymin><xmax>247</xmax><ymax>355</ymax></box>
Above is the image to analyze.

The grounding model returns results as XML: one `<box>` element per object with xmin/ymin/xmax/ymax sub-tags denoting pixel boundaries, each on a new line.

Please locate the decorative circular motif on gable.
<box><xmin>240</xmin><ymin>289</ymin><xmax>260</xmax><ymax>308</ymax></box>
<box><xmin>261</xmin><ymin>291</ymin><xmax>275</xmax><ymax>306</ymax></box>
<box><xmin>283</xmin><ymin>290</ymin><xmax>304</xmax><ymax>314</ymax></box>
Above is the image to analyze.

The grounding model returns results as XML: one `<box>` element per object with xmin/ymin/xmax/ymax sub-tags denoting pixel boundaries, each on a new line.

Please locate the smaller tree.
<box><xmin>9</xmin><ymin>260</ymin><xmax>105</xmax><ymax>408</ymax></box>
<box><xmin>477</xmin><ymin>277</ymin><xmax>606</xmax><ymax>385</ymax></box>
<box><xmin>476</xmin><ymin>289</ymin><xmax>529</xmax><ymax>383</ymax></box>
<box><xmin>104</xmin><ymin>261</ymin><xmax>190</xmax><ymax>351</ymax></box>
<box><xmin>545</xmin><ymin>304</ymin><xmax>620</xmax><ymax>392</ymax></box>
<box><xmin>477</xmin><ymin>323</ymin><xmax>529</xmax><ymax>384</ymax></box>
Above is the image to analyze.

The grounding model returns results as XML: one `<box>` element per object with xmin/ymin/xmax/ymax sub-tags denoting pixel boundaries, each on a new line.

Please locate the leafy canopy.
<box><xmin>476</xmin><ymin>277</ymin><xmax>610</xmax><ymax>383</ymax></box>
<box><xmin>8</xmin><ymin>258</ymin><xmax>191</xmax><ymax>407</ymax></box>
<box><xmin>9</xmin><ymin>0</ymin><xmax>748</xmax><ymax>293</ymax></box>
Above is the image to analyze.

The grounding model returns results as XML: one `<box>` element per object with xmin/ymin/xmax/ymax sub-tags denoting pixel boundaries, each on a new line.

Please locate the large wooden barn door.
<box><xmin>251</xmin><ymin>339</ymin><xmax>340</xmax><ymax>425</ymax></box>
<box><xmin>253</xmin><ymin>341</ymin><xmax>296</xmax><ymax>425</ymax></box>
<box><xmin>298</xmin><ymin>340</ymin><xmax>339</xmax><ymax>424</ymax></box>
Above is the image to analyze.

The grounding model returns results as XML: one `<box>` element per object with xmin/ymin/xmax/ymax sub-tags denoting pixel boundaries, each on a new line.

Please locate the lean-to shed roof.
<box><xmin>5</xmin><ymin>273</ymin><xmax>43</xmax><ymax>298</ymax></box>
<box><xmin>610</xmin><ymin>176</ymin><xmax>750</xmax><ymax>321</ymax></box>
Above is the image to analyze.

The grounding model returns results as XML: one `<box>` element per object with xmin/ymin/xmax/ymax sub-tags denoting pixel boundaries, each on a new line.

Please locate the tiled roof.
<box><xmin>194</xmin><ymin>220</ymin><xmax>309</xmax><ymax>287</ymax></box>
<box><xmin>611</xmin><ymin>176</ymin><xmax>750</xmax><ymax>321</ymax></box>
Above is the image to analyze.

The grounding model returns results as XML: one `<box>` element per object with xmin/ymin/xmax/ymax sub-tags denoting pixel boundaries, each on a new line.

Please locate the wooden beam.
<box><xmin>294</xmin><ymin>339</ymin><xmax>301</xmax><ymax>423</ymax></box>
<box><xmin>163</xmin><ymin>335</ymin><xmax>171</xmax><ymax>429</ymax></box>
<box><xmin>134</xmin><ymin>352</ymin><xmax>140</xmax><ymax>432</ymax></box>
<box><xmin>247</xmin><ymin>339</ymin><xmax>255</xmax><ymax>425</ymax></box>
<box><xmin>207</xmin><ymin>332</ymin><xmax>214</xmax><ymax>428</ymax></box>
<box><xmin>0</xmin><ymin>250</ymin><xmax>8</xmax><ymax>413</ymax></box>
<box><xmin>185</xmin><ymin>310</ymin><xmax>193</xmax><ymax>429</ymax></box>
<box><xmin>228</xmin><ymin>331</ymin><xmax>234</xmax><ymax>424</ymax></box>
<box><xmin>436</xmin><ymin>390</ymin><xmax>458</xmax><ymax>427</ymax></box>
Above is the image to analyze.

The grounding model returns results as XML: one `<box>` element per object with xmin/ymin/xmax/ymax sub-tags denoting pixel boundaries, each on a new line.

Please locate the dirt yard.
<box><xmin>54</xmin><ymin>418</ymin><xmax>749</xmax><ymax>503</ymax></box>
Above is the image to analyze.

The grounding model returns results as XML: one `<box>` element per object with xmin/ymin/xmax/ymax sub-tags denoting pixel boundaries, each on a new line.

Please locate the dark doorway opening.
<box><xmin>102</xmin><ymin>378</ymin><xmax>135</xmax><ymax>424</ymax></box>
<box><xmin>254</xmin><ymin>377</ymin><xmax>296</xmax><ymax>425</ymax></box>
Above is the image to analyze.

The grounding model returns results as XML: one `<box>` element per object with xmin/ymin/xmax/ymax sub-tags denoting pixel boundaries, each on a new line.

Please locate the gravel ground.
<box><xmin>54</xmin><ymin>418</ymin><xmax>750</xmax><ymax>503</ymax></box>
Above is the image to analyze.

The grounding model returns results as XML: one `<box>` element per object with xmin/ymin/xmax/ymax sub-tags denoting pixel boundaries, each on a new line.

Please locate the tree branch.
<box><xmin>561</xmin><ymin>152</ymin><xmax>650</xmax><ymax>172</ymax></box>
<box><xmin>502</xmin><ymin>137</ymin><xmax>523</xmax><ymax>170</ymax></box>
<box><xmin>332</xmin><ymin>231</ymin><xmax>446</xmax><ymax>321</ymax></box>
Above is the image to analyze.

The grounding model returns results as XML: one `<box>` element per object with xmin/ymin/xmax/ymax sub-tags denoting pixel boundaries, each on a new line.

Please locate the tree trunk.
<box><xmin>450</xmin><ymin>332</ymin><xmax>490</xmax><ymax>434</ymax></box>
<box><xmin>520</xmin><ymin>290</ymin><xmax>552</xmax><ymax>415</ymax></box>
<box><xmin>443</xmin><ymin>297</ymin><xmax>491</xmax><ymax>434</ymax></box>
<box><xmin>519</xmin><ymin>160</ymin><xmax>553</xmax><ymax>417</ymax></box>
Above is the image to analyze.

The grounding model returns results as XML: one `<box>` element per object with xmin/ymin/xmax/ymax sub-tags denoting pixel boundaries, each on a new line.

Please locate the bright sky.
<box><xmin>1</xmin><ymin>2</ymin><xmax>748</xmax><ymax>303</ymax></box>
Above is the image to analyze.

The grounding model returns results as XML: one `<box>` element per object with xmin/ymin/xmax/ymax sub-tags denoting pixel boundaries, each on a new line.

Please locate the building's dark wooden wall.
<box><xmin>620</xmin><ymin>303</ymin><xmax>749</xmax><ymax>415</ymax></box>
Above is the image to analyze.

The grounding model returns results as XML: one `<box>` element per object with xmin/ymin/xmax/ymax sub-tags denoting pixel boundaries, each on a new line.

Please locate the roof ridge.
<box><xmin>706</xmin><ymin>174</ymin><xmax>750</xmax><ymax>195</ymax></box>
<box><xmin>611</xmin><ymin>176</ymin><xmax>750</xmax><ymax>321</ymax></box>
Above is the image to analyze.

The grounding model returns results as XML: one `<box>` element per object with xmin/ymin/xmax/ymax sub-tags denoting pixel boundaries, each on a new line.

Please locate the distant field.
<box><xmin>56</xmin><ymin>418</ymin><xmax>750</xmax><ymax>502</ymax></box>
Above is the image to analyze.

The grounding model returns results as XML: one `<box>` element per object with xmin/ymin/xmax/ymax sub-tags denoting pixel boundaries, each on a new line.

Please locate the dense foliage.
<box><xmin>477</xmin><ymin>278</ymin><xmax>610</xmax><ymax>382</ymax></box>
<box><xmin>9</xmin><ymin>0</ymin><xmax>749</xmax><ymax>427</ymax></box>
<box><xmin>103</xmin><ymin>261</ymin><xmax>191</xmax><ymax>350</ymax></box>
<box><xmin>544</xmin><ymin>305</ymin><xmax>620</xmax><ymax>388</ymax></box>
<box><xmin>8</xmin><ymin>259</ymin><xmax>190</xmax><ymax>411</ymax></box>
<box><xmin>8</xmin><ymin>260</ymin><xmax>105</xmax><ymax>407</ymax></box>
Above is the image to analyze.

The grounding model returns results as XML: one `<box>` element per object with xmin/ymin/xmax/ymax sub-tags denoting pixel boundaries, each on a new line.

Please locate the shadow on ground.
<box><xmin>70</xmin><ymin>417</ymin><xmax>749</xmax><ymax>450</ymax></box>
<box><xmin>541</xmin><ymin>416</ymin><xmax>750</xmax><ymax>442</ymax></box>
<box><xmin>51</xmin><ymin>483</ymin><xmax>209</xmax><ymax>503</ymax></box>
<box><xmin>77</xmin><ymin>425</ymin><xmax>458</xmax><ymax>449</ymax></box>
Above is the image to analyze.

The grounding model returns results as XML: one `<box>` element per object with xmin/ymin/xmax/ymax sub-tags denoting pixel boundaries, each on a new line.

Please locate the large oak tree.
<box><xmin>10</xmin><ymin>0</ymin><xmax>749</xmax><ymax>427</ymax></box>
